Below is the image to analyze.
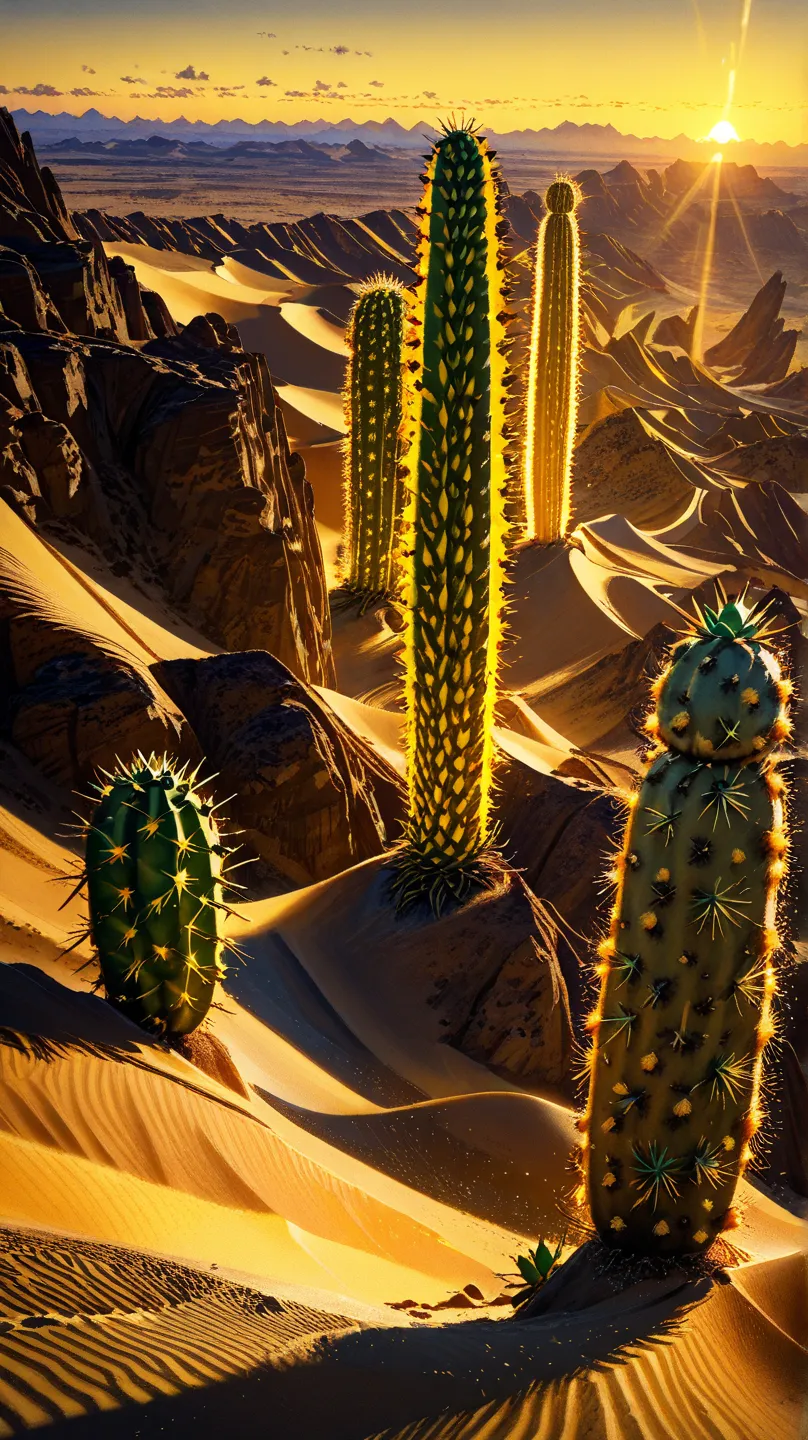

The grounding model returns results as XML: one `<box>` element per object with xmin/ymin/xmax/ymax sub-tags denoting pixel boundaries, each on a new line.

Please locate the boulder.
<box><xmin>572</xmin><ymin>408</ymin><xmax>693</xmax><ymax>529</ymax></box>
<box><xmin>153</xmin><ymin>650</ymin><xmax>403</xmax><ymax>886</ymax></box>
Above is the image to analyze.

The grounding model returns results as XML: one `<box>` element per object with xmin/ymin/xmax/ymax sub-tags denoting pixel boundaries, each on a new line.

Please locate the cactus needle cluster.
<box><xmin>394</xmin><ymin>120</ymin><xmax>510</xmax><ymax>913</ymax></box>
<box><xmin>343</xmin><ymin>275</ymin><xmax>407</xmax><ymax>607</ymax></box>
<box><xmin>80</xmin><ymin>754</ymin><xmax>240</xmax><ymax>1037</ymax></box>
<box><xmin>584</xmin><ymin>594</ymin><xmax>791</xmax><ymax>1257</ymax></box>
<box><xmin>523</xmin><ymin>177</ymin><xmax>581</xmax><ymax>544</ymax></box>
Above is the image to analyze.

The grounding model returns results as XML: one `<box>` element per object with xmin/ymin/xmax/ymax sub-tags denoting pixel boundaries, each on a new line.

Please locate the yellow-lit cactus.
<box><xmin>343</xmin><ymin>275</ymin><xmax>407</xmax><ymax>606</ymax></box>
<box><xmin>523</xmin><ymin>178</ymin><xmax>581</xmax><ymax>543</ymax></box>
<box><xmin>584</xmin><ymin>594</ymin><xmax>791</xmax><ymax>1256</ymax></box>
<box><xmin>394</xmin><ymin>120</ymin><xmax>509</xmax><ymax>912</ymax></box>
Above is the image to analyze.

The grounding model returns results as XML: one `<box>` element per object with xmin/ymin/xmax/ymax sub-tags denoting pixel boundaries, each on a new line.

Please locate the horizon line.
<box><xmin>5</xmin><ymin>104</ymin><xmax>803</xmax><ymax>151</ymax></box>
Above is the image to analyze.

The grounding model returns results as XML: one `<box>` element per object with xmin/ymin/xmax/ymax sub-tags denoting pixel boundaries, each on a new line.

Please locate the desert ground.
<box><xmin>0</xmin><ymin>104</ymin><xmax>806</xmax><ymax>1438</ymax></box>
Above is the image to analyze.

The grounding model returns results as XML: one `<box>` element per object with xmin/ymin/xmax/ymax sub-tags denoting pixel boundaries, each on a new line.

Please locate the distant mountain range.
<box><xmin>11</xmin><ymin>108</ymin><xmax>808</xmax><ymax>165</ymax></box>
<box><xmin>41</xmin><ymin>134</ymin><xmax>396</xmax><ymax>166</ymax></box>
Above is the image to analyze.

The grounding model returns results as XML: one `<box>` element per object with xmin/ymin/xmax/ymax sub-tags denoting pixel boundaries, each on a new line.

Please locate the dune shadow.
<box><xmin>54</xmin><ymin>1243</ymin><xmax>714</xmax><ymax>1440</ymax></box>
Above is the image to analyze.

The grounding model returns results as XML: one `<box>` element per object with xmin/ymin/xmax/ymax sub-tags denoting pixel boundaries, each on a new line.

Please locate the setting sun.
<box><xmin>708</xmin><ymin>120</ymin><xmax>741</xmax><ymax>144</ymax></box>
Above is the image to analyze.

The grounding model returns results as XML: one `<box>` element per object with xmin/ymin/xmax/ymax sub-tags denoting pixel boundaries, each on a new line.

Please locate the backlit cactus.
<box><xmin>584</xmin><ymin>595</ymin><xmax>791</xmax><ymax>1256</ymax></box>
<box><xmin>83</xmin><ymin>754</ymin><xmax>236</xmax><ymax>1036</ymax></box>
<box><xmin>523</xmin><ymin>178</ymin><xmax>581</xmax><ymax>543</ymax></box>
<box><xmin>394</xmin><ymin>121</ymin><xmax>509</xmax><ymax>912</ymax></box>
<box><xmin>344</xmin><ymin>275</ymin><xmax>407</xmax><ymax>605</ymax></box>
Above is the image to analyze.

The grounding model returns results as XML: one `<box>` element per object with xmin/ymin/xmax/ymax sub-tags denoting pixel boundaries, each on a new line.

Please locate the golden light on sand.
<box><xmin>707</xmin><ymin>120</ymin><xmax>740</xmax><ymax>144</ymax></box>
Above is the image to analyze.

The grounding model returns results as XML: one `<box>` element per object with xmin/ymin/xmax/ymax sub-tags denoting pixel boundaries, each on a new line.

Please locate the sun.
<box><xmin>708</xmin><ymin>120</ymin><xmax>740</xmax><ymax>145</ymax></box>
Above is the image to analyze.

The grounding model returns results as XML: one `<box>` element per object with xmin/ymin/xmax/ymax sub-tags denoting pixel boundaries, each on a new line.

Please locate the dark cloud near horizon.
<box><xmin>175</xmin><ymin>64</ymin><xmax>209</xmax><ymax>81</ymax></box>
<box><xmin>120</xmin><ymin>75</ymin><xmax>146</xmax><ymax>84</ymax></box>
<box><xmin>369</xmin><ymin>80</ymin><xmax>384</xmax><ymax>87</ymax></box>
<box><xmin>2</xmin><ymin>82</ymin><xmax>63</xmax><ymax>97</ymax></box>
<box><xmin>256</xmin><ymin>76</ymin><xmax>276</xmax><ymax>87</ymax></box>
<box><xmin>295</xmin><ymin>44</ymin><xmax>372</xmax><ymax>56</ymax></box>
<box><xmin>81</xmin><ymin>65</ymin><xmax>96</xmax><ymax>75</ymax></box>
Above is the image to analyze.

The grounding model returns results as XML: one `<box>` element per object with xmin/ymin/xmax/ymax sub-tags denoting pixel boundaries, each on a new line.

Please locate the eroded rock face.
<box><xmin>572</xmin><ymin>408</ymin><xmax>693</xmax><ymax>529</ymax></box>
<box><xmin>153</xmin><ymin>650</ymin><xmax>402</xmax><ymax>886</ymax></box>
<box><xmin>0</xmin><ymin>108</ymin><xmax>334</xmax><ymax>685</ymax></box>
<box><xmin>416</xmin><ymin>875</ymin><xmax>575</xmax><ymax>1089</ymax></box>
<box><xmin>0</xmin><ymin>557</ymin><xmax>196</xmax><ymax>789</ymax></box>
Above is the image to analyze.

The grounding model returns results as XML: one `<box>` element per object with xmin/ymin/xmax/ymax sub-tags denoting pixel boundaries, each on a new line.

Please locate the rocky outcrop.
<box><xmin>153</xmin><ymin>650</ymin><xmax>403</xmax><ymax>886</ymax></box>
<box><xmin>0</xmin><ymin>547</ymin><xmax>196</xmax><ymax>789</ymax></box>
<box><xmin>0</xmin><ymin>108</ymin><xmax>334</xmax><ymax>685</ymax></box>
<box><xmin>571</xmin><ymin>408</ymin><xmax>693</xmax><ymax>529</ymax></box>
<box><xmin>419</xmin><ymin>875</ymin><xmax>575</xmax><ymax>1089</ymax></box>
<box><xmin>704</xmin><ymin>271</ymin><xmax>799</xmax><ymax>380</ymax></box>
<box><xmin>496</xmin><ymin>762</ymin><xmax>623</xmax><ymax>1034</ymax></box>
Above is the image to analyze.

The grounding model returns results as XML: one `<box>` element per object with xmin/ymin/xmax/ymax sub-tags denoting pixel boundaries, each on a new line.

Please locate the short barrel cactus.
<box><xmin>84</xmin><ymin>754</ymin><xmax>233</xmax><ymax>1036</ymax></box>
<box><xmin>344</xmin><ymin>275</ymin><xmax>407</xmax><ymax>605</ymax></box>
<box><xmin>584</xmin><ymin>595</ymin><xmax>791</xmax><ymax>1256</ymax></box>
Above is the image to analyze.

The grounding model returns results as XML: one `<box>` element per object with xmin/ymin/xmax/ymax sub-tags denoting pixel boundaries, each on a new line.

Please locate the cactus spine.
<box><xmin>344</xmin><ymin>276</ymin><xmax>407</xmax><ymax>605</ymax></box>
<box><xmin>584</xmin><ymin>595</ymin><xmax>791</xmax><ymax>1257</ymax></box>
<box><xmin>394</xmin><ymin>121</ymin><xmax>509</xmax><ymax>912</ymax></box>
<box><xmin>523</xmin><ymin>178</ymin><xmax>581</xmax><ymax>543</ymax></box>
<box><xmin>84</xmin><ymin>754</ymin><xmax>236</xmax><ymax>1036</ymax></box>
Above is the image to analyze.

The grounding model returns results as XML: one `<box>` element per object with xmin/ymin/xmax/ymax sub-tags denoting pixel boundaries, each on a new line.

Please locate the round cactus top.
<box><xmin>546</xmin><ymin>179</ymin><xmax>577</xmax><ymax>214</ymax></box>
<box><xmin>655</xmin><ymin>597</ymin><xmax>789</xmax><ymax>762</ymax></box>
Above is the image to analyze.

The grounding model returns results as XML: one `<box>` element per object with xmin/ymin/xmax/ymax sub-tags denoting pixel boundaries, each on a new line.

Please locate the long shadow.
<box><xmin>225</xmin><ymin>933</ymin><xmax>422</xmax><ymax>1107</ymax></box>
<box><xmin>51</xmin><ymin>1244</ymin><xmax>714</xmax><ymax>1440</ymax></box>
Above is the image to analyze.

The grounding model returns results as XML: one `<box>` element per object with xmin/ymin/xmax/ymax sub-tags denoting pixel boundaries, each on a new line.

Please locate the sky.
<box><xmin>0</xmin><ymin>0</ymin><xmax>805</xmax><ymax>144</ymax></box>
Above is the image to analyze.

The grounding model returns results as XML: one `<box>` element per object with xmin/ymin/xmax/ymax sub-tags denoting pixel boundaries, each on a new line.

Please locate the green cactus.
<box><xmin>584</xmin><ymin>594</ymin><xmax>791</xmax><ymax>1257</ymax></box>
<box><xmin>343</xmin><ymin>275</ymin><xmax>407</xmax><ymax>606</ymax></box>
<box><xmin>83</xmin><ymin>754</ymin><xmax>236</xmax><ymax>1036</ymax></box>
<box><xmin>393</xmin><ymin>120</ymin><xmax>509</xmax><ymax>913</ymax></box>
<box><xmin>523</xmin><ymin>178</ymin><xmax>581</xmax><ymax>544</ymax></box>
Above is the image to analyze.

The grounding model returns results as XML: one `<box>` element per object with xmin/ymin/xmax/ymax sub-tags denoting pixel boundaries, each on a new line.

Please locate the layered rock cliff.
<box><xmin>0</xmin><ymin>108</ymin><xmax>333</xmax><ymax>684</ymax></box>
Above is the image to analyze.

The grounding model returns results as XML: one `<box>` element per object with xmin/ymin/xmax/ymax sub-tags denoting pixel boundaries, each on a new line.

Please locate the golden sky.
<box><xmin>1</xmin><ymin>0</ymin><xmax>805</xmax><ymax>144</ymax></box>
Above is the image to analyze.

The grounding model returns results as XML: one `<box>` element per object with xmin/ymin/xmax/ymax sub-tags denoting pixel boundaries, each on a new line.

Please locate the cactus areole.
<box><xmin>85</xmin><ymin>755</ymin><xmax>232</xmax><ymax>1036</ymax></box>
<box><xmin>584</xmin><ymin>597</ymin><xmax>791</xmax><ymax>1257</ymax></box>
<box><xmin>344</xmin><ymin>276</ymin><xmax>406</xmax><ymax>605</ymax></box>
<box><xmin>523</xmin><ymin>177</ymin><xmax>581</xmax><ymax>544</ymax></box>
<box><xmin>394</xmin><ymin>121</ymin><xmax>508</xmax><ymax>913</ymax></box>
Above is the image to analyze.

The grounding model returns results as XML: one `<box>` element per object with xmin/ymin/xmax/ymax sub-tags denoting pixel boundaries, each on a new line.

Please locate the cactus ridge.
<box><xmin>81</xmin><ymin>753</ymin><xmax>239</xmax><ymax>1036</ymax></box>
<box><xmin>584</xmin><ymin>596</ymin><xmax>790</xmax><ymax>1258</ymax></box>
<box><xmin>523</xmin><ymin>175</ymin><xmax>581</xmax><ymax>544</ymax></box>
<box><xmin>343</xmin><ymin>274</ymin><xmax>407</xmax><ymax>608</ymax></box>
<box><xmin>394</xmin><ymin>123</ymin><xmax>510</xmax><ymax>913</ymax></box>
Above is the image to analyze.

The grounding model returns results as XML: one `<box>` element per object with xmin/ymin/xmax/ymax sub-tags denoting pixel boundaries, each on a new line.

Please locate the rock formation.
<box><xmin>0</xmin><ymin>108</ymin><xmax>333</xmax><ymax>684</ymax></box>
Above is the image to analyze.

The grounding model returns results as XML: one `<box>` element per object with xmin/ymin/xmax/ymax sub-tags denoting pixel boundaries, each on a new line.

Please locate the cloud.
<box><xmin>337</xmin><ymin>81</ymin><xmax>347</xmax><ymax>88</ymax></box>
<box><xmin>70</xmin><ymin>86</ymin><xmax>105</xmax><ymax>96</ymax></box>
<box><xmin>295</xmin><ymin>43</ymin><xmax>365</xmax><ymax>56</ymax></box>
<box><xmin>214</xmin><ymin>84</ymin><xmax>244</xmax><ymax>95</ymax></box>
<box><xmin>313</xmin><ymin>79</ymin><xmax>332</xmax><ymax>92</ymax></box>
<box><xmin>422</xmin><ymin>90</ymin><xmax>437</xmax><ymax>100</ymax></box>
<box><xmin>81</xmin><ymin>65</ymin><xmax>96</xmax><ymax>75</ymax></box>
<box><xmin>120</xmin><ymin>75</ymin><xmax>146</xmax><ymax>84</ymax></box>
<box><xmin>140</xmin><ymin>84</ymin><xmax>198</xmax><ymax>99</ymax></box>
<box><xmin>12</xmin><ymin>83</ymin><xmax>64</xmax><ymax>97</ymax></box>
<box><xmin>256</xmin><ymin>76</ymin><xmax>276</xmax><ymax>87</ymax></box>
<box><xmin>369</xmin><ymin>79</ymin><xmax>384</xmax><ymax>87</ymax></box>
<box><xmin>257</xmin><ymin>30</ymin><xmax>276</xmax><ymax>37</ymax></box>
<box><xmin>175</xmin><ymin>64</ymin><xmax>209</xmax><ymax>81</ymax></box>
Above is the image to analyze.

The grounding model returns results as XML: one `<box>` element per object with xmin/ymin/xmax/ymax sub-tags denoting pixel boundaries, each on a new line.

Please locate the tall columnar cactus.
<box><xmin>344</xmin><ymin>275</ymin><xmax>407</xmax><ymax>605</ymax></box>
<box><xmin>82</xmin><ymin>754</ymin><xmax>236</xmax><ymax>1036</ymax></box>
<box><xmin>523</xmin><ymin>178</ymin><xmax>581</xmax><ymax>544</ymax></box>
<box><xmin>394</xmin><ymin>120</ymin><xmax>509</xmax><ymax>912</ymax></box>
<box><xmin>584</xmin><ymin>596</ymin><xmax>791</xmax><ymax>1257</ymax></box>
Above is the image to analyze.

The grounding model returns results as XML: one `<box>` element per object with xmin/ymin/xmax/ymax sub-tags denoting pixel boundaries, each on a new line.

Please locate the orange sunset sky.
<box><xmin>0</xmin><ymin>0</ymin><xmax>805</xmax><ymax>144</ymax></box>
